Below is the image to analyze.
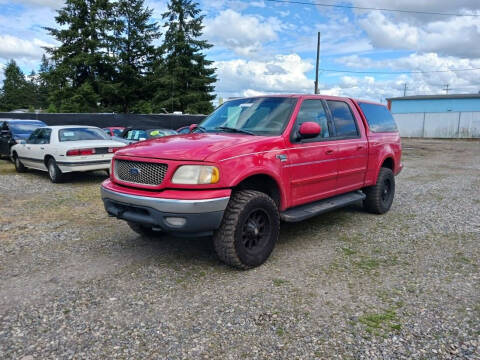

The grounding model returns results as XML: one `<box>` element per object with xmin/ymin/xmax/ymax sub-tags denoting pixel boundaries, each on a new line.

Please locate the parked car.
<box><xmin>0</xmin><ymin>119</ymin><xmax>46</xmax><ymax>159</ymax></box>
<box><xmin>11</xmin><ymin>126</ymin><xmax>126</xmax><ymax>183</ymax></box>
<box><xmin>101</xmin><ymin>95</ymin><xmax>402</xmax><ymax>269</ymax></box>
<box><xmin>103</xmin><ymin>127</ymin><xmax>125</xmax><ymax>137</ymax></box>
<box><xmin>113</xmin><ymin>127</ymin><xmax>178</xmax><ymax>145</ymax></box>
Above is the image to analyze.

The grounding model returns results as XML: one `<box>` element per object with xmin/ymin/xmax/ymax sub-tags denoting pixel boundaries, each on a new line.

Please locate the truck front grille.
<box><xmin>114</xmin><ymin>159</ymin><xmax>168</xmax><ymax>186</ymax></box>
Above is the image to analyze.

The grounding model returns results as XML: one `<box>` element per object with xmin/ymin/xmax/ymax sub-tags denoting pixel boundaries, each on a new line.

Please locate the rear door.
<box><xmin>29</xmin><ymin>128</ymin><xmax>51</xmax><ymax>169</ymax></box>
<box><xmin>285</xmin><ymin>98</ymin><xmax>338</xmax><ymax>207</ymax></box>
<box><xmin>326</xmin><ymin>100</ymin><xmax>368</xmax><ymax>193</ymax></box>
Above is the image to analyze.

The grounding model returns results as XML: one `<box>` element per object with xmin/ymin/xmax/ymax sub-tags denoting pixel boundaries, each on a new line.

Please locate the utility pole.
<box><xmin>443</xmin><ymin>84</ymin><xmax>450</xmax><ymax>94</ymax></box>
<box><xmin>314</xmin><ymin>32</ymin><xmax>320</xmax><ymax>94</ymax></box>
<box><xmin>403</xmin><ymin>83</ymin><xmax>407</xmax><ymax>96</ymax></box>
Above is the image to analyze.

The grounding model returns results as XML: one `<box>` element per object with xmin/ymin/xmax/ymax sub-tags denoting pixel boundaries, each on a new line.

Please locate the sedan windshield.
<box><xmin>59</xmin><ymin>128</ymin><xmax>108</xmax><ymax>142</ymax></box>
<box><xmin>200</xmin><ymin>97</ymin><xmax>297</xmax><ymax>135</ymax></box>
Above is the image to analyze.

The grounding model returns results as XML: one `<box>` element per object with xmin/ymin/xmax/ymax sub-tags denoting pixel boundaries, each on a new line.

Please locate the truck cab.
<box><xmin>101</xmin><ymin>95</ymin><xmax>402</xmax><ymax>269</ymax></box>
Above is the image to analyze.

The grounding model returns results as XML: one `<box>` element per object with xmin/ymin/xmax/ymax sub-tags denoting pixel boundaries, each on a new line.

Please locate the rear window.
<box><xmin>359</xmin><ymin>103</ymin><xmax>398</xmax><ymax>133</ymax></box>
<box><xmin>59</xmin><ymin>128</ymin><xmax>108</xmax><ymax>141</ymax></box>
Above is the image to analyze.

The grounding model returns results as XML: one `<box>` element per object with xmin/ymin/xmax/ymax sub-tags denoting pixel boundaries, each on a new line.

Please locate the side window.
<box><xmin>358</xmin><ymin>102</ymin><xmax>398</xmax><ymax>133</ymax></box>
<box><xmin>27</xmin><ymin>129</ymin><xmax>41</xmax><ymax>144</ymax></box>
<box><xmin>327</xmin><ymin>100</ymin><xmax>359</xmax><ymax>137</ymax></box>
<box><xmin>36</xmin><ymin>129</ymin><xmax>51</xmax><ymax>144</ymax></box>
<box><xmin>294</xmin><ymin>100</ymin><xmax>330</xmax><ymax>140</ymax></box>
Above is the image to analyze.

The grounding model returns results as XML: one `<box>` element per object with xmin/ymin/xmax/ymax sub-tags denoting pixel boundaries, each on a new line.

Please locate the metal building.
<box><xmin>386</xmin><ymin>94</ymin><xmax>480</xmax><ymax>138</ymax></box>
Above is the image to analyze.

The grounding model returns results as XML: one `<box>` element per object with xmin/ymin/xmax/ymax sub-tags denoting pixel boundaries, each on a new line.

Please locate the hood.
<box><xmin>114</xmin><ymin>133</ymin><xmax>270</xmax><ymax>161</ymax></box>
<box><xmin>12</xmin><ymin>133</ymin><xmax>31</xmax><ymax>140</ymax></box>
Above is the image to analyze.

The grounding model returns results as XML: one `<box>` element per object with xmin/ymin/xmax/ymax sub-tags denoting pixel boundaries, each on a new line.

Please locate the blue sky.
<box><xmin>1</xmin><ymin>0</ymin><xmax>480</xmax><ymax>103</ymax></box>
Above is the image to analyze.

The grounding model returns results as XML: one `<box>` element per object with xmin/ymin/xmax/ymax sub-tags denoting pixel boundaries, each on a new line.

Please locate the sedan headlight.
<box><xmin>171</xmin><ymin>165</ymin><xmax>220</xmax><ymax>184</ymax></box>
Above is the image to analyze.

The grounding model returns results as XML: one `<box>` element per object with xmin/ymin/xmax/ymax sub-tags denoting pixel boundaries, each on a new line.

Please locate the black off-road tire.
<box><xmin>213</xmin><ymin>190</ymin><xmax>280</xmax><ymax>269</ymax></box>
<box><xmin>127</xmin><ymin>222</ymin><xmax>163</xmax><ymax>239</ymax></box>
<box><xmin>13</xmin><ymin>153</ymin><xmax>26</xmax><ymax>173</ymax></box>
<box><xmin>363</xmin><ymin>167</ymin><xmax>395</xmax><ymax>214</ymax></box>
<box><xmin>47</xmin><ymin>158</ymin><xmax>63</xmax><ymax>183</ymax></box>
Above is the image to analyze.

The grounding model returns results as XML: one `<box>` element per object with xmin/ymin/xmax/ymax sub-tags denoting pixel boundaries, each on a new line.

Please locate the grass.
<box><xmin>273</xmin><ymin>278</ymin><xmax>289</xmax><ymax>286</ymax></box>
<box><xmin>358</xmin><ymin>308</ymin><xmax>402</xmax><ymax>335</ymax></box>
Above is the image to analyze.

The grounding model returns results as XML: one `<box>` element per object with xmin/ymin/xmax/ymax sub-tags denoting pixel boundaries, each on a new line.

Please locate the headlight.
<box><xmin>171</xmin><ymin>165</ymin><xmax>220</xmax><ymax>184</ymax></box>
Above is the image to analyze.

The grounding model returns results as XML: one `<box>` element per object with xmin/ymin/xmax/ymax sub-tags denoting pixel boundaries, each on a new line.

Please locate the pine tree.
<box><xmin>106</xmin><ymin>0</ymin><xmax>161</xmax><ymax>113</ymax></box>
<box><xmin>0</xmin><ymin>60</ymin><xmax>32</xmax><ymax>111</ymax></box>
<box><xmin>44</xmin><ymin>0</ymin><xmax>116</xmax><ymax>111</ymax></box>
<box><xmin>153</xmin><ymin>0</ymin><xmax>216</xmax><ymax>114</ymax></box>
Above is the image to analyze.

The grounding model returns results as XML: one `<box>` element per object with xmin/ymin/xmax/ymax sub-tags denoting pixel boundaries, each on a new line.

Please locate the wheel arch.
<box><xmin>232</xmin><ymin>172</ymin><xmax>286</xmax><ymax>210</ymax></box>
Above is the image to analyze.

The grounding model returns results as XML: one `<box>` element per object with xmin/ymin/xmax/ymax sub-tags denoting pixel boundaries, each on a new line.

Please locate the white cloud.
<box><xmin>357</xmin><ymin>9</ymin><xmax>480</xmax><ymax>58</ymax></box>
<box><xmin>0</xmin><ymin>0</ymin><xmax>64</xmax><ymax>9</ymax></box>
<box><xmin>204</xmin><ymin>9</ymin><xmax>280</xmax><ymax>57</ymax></box>
<box><xmin>214</xmin><ymin>53</ymin><xmax>314</xmax><ymax>98</ymax></box>
<box><xmin>0</xmin><ymin>35</ymin><xmax>53</xmax><ymax>61</ymax></box>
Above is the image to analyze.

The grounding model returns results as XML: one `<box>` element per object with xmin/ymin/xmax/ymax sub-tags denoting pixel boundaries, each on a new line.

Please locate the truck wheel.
<box><xmin>127</xmin><ymin>222</ymin><xmax>163</xmax><ymax>238</ymax></box>
<box><xmin>47</xmin><ymin>158</ymin><xmax>63</xmax><ymax>183</ymax></box>
<box><xmin>363</xmin><ymin>167</ymin><xmax>395</xmax><ymax>214</ymax></box>
<box><xmin>213</xmin><ymin>190</ymin><xmax>280</xmax><ymax>269</ymax></box>
<box><xmin>13</xmin><ymin>153</ymin><xmax>26</xmax><ymax>173</ymax></box>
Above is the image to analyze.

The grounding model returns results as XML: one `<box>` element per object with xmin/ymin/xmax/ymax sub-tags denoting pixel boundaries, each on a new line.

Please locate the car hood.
<box><xmin>114</xmin><ymin>133</ymin><xmax>272</xmax><ymax>161</ymax></box>
<box><xmin>12</xmin><ymin>133</ymin><xmax>31</xmax><ymax>140</ymax></box>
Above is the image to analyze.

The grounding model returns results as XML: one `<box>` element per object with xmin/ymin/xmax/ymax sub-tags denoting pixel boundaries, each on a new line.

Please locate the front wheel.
<box><xmin>13</xmin><ymin>153</ymin><xmax>26</xmax><ymax>173</ymax></box>
<box><xmin>47</xmin><ymin>158</ymin><xmax>63</xmax><ymax>183</ymax></box>
<box><xmin>213</xmin><ymin>190</ymin><xmax>280</xmax><ymax>269</ymax></box>
<box><xmin>363</xmin><ymin>167</ymin><xmax>395</xmax><ymax>214</ymax></box>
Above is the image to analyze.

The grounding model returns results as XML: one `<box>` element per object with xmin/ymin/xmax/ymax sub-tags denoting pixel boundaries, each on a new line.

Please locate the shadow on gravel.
<box><xmin>21</xmin><ymin>167</ymin><xmax>109</xmax><ymax>184</ymax></box>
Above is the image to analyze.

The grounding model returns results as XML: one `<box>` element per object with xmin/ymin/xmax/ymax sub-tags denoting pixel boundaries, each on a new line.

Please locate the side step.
<box><xmin>280</xmin><ymin>191</ymin><xmax>366</xmax><ymax>223</ymax></box>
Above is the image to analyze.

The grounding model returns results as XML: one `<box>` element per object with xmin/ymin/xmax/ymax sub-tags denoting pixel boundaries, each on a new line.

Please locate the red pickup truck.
<box><xmin>101</xmin><ymin>95</ymin><xmax>402</xmax><ymax>269</ymax></box>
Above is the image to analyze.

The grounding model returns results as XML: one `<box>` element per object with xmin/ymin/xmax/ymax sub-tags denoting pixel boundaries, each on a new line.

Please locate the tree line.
<box><xmin>0</xmin><ymin>0</ymin><xmax>216</xmax><ymax>114</ymax></box>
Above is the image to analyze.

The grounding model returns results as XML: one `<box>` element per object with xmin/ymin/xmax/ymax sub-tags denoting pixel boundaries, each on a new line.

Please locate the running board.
<box><xmin>280</xmin><ymin>191</ymin><xmax>366</xmax><ymax>223</ymax></box>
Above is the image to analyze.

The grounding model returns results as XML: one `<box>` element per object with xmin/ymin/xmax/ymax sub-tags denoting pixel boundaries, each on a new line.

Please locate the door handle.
<box><xmin>40</xmin><ymin>147</ymin><xmax>45</xmax><ymax>150</ymax></box>
<box><xmin>325</xmin><ymin>149</ymin><xmax>334</xmax><ymax>155</ymax></box>
<box><xmin>357</xmin><ymin>146</ymin><xmax>364</xmax><ymax>150</ymax></box>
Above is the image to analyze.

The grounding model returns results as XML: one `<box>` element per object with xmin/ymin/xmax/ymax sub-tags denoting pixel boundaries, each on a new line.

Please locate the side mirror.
<box><xmin>19</xmin><ymin>140</ymin><xmax>26</xmax><ymax>145</ymax></box>
<box><xmin>298</xmin><ymin>122</ymin><xmax>321</xmax><ymax>139</ymax></box>
<box><xmin>189</xmin><ymin>124</ymin><xmax>198</xmax><ymax>132</ymax></box>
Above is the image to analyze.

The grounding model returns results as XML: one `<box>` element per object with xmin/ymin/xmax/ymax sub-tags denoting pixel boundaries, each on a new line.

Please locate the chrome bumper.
<box><xmin>100</xmin><ymin>187</ymin><xmax>230</xmax><ymax>214</ymax></box>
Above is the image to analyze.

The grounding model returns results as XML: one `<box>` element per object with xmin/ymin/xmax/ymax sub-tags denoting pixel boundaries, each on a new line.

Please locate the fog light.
<box><xmin>165</xmin><ymin>217</ymin><xmax>186</xmax><ymax>227</ymax></box>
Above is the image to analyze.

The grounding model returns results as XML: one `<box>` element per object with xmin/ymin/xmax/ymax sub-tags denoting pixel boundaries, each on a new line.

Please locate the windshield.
<box><xmin>200</xmin><ymin>97</ymin><xmax>297</xmax><ymax>135</ymax></box>
<box><xmin>59</xmin><ymin>128</ymin><xmax>108</xmax><ymax>142</ymax></box>
<box><xmin>9</xmin><ymin>123</ymin><xmax>45</xmax><ymax>134</ymax></box>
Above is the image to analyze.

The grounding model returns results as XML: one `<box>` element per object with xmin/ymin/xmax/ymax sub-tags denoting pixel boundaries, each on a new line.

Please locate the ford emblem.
<box><xmin>129</xmin><ymin>167</ymin><xmax>140</xmax><ymax>176</ymax></box>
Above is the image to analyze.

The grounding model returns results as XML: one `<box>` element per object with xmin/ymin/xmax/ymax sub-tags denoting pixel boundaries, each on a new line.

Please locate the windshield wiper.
<box><xmin>215</xmin><ymin>126</ymin><xmax>255</xmax><ymax>135</ymax></box>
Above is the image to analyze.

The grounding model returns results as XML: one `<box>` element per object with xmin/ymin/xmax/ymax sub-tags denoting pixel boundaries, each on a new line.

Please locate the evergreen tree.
<box><xmin>106</xmin><ymin>0</ymin><xmax>161</xmax><ymax>113</ymax></box>
<box><xmin>153</xmin><ymin>0</ymin><xmax>216</xmax><ymax>114</ymax></box>
<box><xmin>0</xmin><ymin>60</ymin><xmax>33</xmax><ymax>111</ymax></box>
<box><xmin>44</xmin><ymin>0</ymin><xmax>116</xmax><ymax>111</ymax></box>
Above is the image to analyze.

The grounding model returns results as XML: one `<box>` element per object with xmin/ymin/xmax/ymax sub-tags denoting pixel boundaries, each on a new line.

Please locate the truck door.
<box><xmin>326</xmin><ymin>100</ymin><xmax>368</xmax><ymax>193</ymax></box>
<box><xmin>285</xmin><ymin>99</ymin><xmax>338</xmax><ymax>207</ymax></box>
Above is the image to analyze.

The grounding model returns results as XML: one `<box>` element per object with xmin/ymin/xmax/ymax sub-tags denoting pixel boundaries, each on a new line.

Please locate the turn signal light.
<box><xmin>66</xmin><ymin>148</ymin><xmax>96</xmax><ymax>156</ymax></box>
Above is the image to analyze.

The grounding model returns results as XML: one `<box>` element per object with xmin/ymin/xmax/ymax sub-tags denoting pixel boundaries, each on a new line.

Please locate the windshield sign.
<box><xmin>200</xmin><ymin>97</ymin><xmax>297</xmax><ymax>135</ymax></box>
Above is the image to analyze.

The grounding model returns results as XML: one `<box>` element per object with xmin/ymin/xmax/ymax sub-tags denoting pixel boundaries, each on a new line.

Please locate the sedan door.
<box><xmin>28</xmin><ymin>128</ymin><xmax>52</xmax><ymax>170</ymax></box>
<box><xmin>285</xmin><ymin>99</ymin><xmax>338</xmax><ymax>207</ymax></box>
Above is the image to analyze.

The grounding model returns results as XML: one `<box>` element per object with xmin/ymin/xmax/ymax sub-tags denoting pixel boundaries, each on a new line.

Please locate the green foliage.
<box><xmin>0</xmin><ymin>60</ymin><xmax>36</xmax><ymax>111</ymax></box>
<box><xmin>47</xmin><ymin>103</ymin><xmax>58</xmax><ymax>113</ymax></box>
<box><xmin>3</xmin><ymin>0</ymin><xmax>216</xmax><ymax>114</ymax></box>
<box><xmin>152</xmin><ymin>0</ymin><xmax>216</xmax><ymax>114</ymax></box>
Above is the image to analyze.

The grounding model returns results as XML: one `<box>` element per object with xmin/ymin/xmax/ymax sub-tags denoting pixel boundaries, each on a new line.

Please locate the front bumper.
<box><xmin>101</xmin><ymin>186</ymin><xmax>230</xmax><ymax>234</ymax></box>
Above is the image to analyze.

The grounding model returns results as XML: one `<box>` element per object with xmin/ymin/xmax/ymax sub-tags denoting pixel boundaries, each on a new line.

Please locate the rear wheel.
<box><xmin>213</xmin><ymin>190</ymin><xmax>280</xmax><ymax>269</ymax></box>
<box><xmin>363</xmin><ymin>167</ymin><xmax>395</xmax><ymax>214</ymax></box>
<box><xmin>127</xmin><ymin>222</ymin><xmax>163</xmax><ymax>239</ymax></box>
<box><xmin>47</xmin><ymin>158</ymin><xmax>63</xmax><ymax>183</ymax></box>
<box><xmin>13</xmin><ymin>153</ymin><xmax>26</xmax><ymax>173</ymax></box>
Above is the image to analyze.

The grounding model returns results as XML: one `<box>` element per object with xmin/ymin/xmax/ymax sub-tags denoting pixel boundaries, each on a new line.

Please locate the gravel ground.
<box><xmin>0</xmin><ymin>139</ymin><xmax>479</xmax><ymax>359</ymax></box>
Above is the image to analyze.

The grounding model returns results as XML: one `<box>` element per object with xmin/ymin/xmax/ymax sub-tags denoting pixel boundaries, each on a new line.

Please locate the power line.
<box><xmin>319</xmin><ymin>67</ymin><xmax>480</xmax><ymax>74</ymax></box>
<box><xmin>265</xmin><ymin>0</ymin><xmax>480</xmax><ymax>17</ymax></box>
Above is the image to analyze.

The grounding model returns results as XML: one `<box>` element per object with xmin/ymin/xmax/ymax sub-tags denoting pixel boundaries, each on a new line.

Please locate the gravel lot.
<box><xmin>0</xmin><ymin>139</ymin><xmax>479</xmax><ymax>359</ymax></box>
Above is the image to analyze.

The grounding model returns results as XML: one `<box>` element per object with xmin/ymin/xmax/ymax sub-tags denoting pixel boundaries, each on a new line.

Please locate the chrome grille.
<box><xmin>114</xmin><ymin>159</ymin><xmax>168</xmax><ymax>186</ymax></box>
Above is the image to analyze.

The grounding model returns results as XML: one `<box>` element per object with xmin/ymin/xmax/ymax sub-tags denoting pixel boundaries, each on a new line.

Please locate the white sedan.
<box><xmin>11</xmin><ymin>126</ymin><xmax>126</xmax><ymax>182</ymax></box>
